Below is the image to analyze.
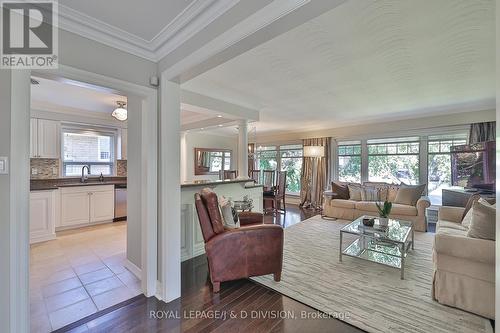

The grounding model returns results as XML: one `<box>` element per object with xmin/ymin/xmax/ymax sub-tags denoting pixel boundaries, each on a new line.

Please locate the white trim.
<box><xmin>56</xmin><ymin>0</ymin><xmax>240</xmax><ymax>61</ymax></box>
<box><xmin>124</xmin><ymin>259</ymin><xmax>142</xmax><ymax>280</ymax></box>
<box><xmin>162</xmin><ymin>0</ymin><xmax>311</xmax><ymax>79</ymax></box>
<box><xmin>159</xmin><ymin>78</ymin><xmax>182</xmax><ymax>302</ymax></box>
<box><xmin>11</xmin><ymin>65</ymin><xmax>158</xmax><ymax>332</ymax></box>
<box><xmin>10</xmin><ymin>70</ymin><xmax>31</xmax><ymax>333</ymax></box>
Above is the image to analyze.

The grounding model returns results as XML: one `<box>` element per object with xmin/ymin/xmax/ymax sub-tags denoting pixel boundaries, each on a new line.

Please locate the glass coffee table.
<box><xmin>339</xmin><ymin>216</ymin><xmax>414</xmax><ymax>279</ymax></box>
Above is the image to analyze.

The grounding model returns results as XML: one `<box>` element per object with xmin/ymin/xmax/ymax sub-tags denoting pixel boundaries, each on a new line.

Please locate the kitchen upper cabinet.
<box><xmin>120</xmin><ymin>128</ymin><xmax>127</xmax><ymax>160</ymax></box>
<box><xmin>30</xmin><ymin>118</ymin><xmax>60</xmax><ymax>158</ymax></box>
<box><xmin>30</xmin><ymin>190</ymin><xmax>57</xmax><ymax>244</ymax></box>
<box><xmin>60</xmin><ymin>185</ymin><xmax>115</xmax><ymax>228</ymax></box>
<box><xmin>30</xmin><ymin>118</ymin><xmax>38</xmax><ymax>158</ymax></box>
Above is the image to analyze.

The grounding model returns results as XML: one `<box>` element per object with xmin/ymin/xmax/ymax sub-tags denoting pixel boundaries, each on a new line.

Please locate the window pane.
<box><xmin>257</xmin><ymin>150</ymin><xmax>277</xmax><ymax>170</ymax></box>
<box><xmin>428</xmin><ymin>154</ymin><xmax>458</xmax><ymax>205</ymax></box>
<box><xmin>62</xmin><ymin>130</ymin><xmax>114</xmax><ymax>176</ymax></box>
<box><xmin>368</xmin><ymin>155</ymin><xmax>419</xmax><ymax>184</ymax></box>
<box><xmin>281</xmin><ymin>149</ymin><xmax>302</xmax><ymax>158</ymax></box>
<box><xmin>281</xmin><ymin>157</ymin><xmax>302</xmax><ymax>193</ymax></box>
<box><xmin>63</xmin><ymin>132</ymin><xmax>112</xmax><ymax>162</ymax></box>
<box><xmin>428</xmin><ymin>142</ymin><xmax>440</xmax><ymax>153</ymax></box>
<box><xmin>338</xmin><ymin>156</ymin><xmax>361</xmax><ymax>183</ymax></box>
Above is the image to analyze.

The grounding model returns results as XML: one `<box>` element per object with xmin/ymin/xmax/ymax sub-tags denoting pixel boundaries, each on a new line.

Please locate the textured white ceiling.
<box><xmin>60</xmin><ymin>0</ymin><xmax>195</xmax><ymax>40</ymax></box>
<box><xmin>182</xmin><ymin>0</ymin><xmax>495</xmax><ymax>135</ymax></box>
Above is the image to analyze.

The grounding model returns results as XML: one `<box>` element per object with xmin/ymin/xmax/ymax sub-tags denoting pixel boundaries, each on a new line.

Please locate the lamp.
<box><xmin>303</xmin><ymin>145</ymin><xmax>325</xmax><ymax>158</ymax></box>
<box><xmin>303</xmin><ymin>145</ymin><xmax>325</xmax><ymax>210</ymax></box>
<box><xmin>112</xmin><ymin>101</ymin><xmax>127</xmax><ymax>121</ymax></box>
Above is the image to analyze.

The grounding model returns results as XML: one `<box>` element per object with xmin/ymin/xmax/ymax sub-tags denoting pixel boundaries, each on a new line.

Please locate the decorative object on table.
<box><xmin>233</xmin><ymin>196</ymin><xmax>254</xmax><ymax>212</ymax></box>
<box><xmin>362</xmin><ymin>217</ymin><xmax>375</xmax><ymax>227</ymax></box>
<box><xmin>376</xmin><ymin>200</ymin><xmax>392</xmax><ymax>226</ymax></box>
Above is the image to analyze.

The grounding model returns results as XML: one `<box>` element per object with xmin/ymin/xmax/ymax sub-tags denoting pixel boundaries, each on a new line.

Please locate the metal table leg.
<box><xmin>339</xmin><ymin>231</ymin><xmax>343</xmax><ymax>262</ymax></box>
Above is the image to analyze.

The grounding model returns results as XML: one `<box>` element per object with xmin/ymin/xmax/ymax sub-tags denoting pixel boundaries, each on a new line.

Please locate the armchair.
<box><xmin>194</xmin><ymin>189</ymin><xmax>284</xmax><ymax>293</ymax></box>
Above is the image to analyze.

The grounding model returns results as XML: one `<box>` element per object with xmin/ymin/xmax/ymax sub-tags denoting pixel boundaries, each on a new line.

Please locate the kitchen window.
<box><xmin>62</xmin><ymin>128</ymin><xmax>116</xmax><ymax>177</ymax></box>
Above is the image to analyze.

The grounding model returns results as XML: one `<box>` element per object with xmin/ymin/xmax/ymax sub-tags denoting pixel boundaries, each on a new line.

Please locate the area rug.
<box><xmin>251</xmin><ymin>216</ymin><xmax>491</xmax><ymax>333</ymax></box>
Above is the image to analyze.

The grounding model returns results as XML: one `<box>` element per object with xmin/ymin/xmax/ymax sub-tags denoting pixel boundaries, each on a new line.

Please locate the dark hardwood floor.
<box><xmin>58</xmin><ymin>205</ymin><xmax>364</xmax><ymax>333</ymax></box>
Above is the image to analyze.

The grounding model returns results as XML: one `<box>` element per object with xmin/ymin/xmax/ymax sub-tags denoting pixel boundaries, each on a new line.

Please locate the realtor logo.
<box><xmin>1</xmin><ymin>0</ymin><xmax>58</xmax><ymax>68</ymax></box>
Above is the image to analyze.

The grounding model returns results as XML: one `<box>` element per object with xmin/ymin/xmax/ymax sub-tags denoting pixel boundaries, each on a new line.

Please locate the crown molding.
<box><xmin>56</xmin><ymin>0</ymin><xmax>241</xmax><ymax>62</ymax></box>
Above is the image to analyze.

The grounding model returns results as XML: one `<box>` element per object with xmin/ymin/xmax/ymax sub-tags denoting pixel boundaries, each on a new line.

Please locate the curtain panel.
<box><xmin>300</xmin><ymin>137</ymin><xmax>331</xmax><ymax>208</ymax></box>
<box><xmin>469</xmin><ymin>122</ymin><xmax>496</xmax><ymax>144</ymax></box>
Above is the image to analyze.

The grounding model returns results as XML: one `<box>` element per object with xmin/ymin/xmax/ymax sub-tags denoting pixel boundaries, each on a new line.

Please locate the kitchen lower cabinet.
<box><xmin>30</xmin><ymin>190</ymin><xmax>57</xmax><ymax>244</ymax></box>
<box><xmin>60</xmin><ymin>185</ymin><xmax>115</xmax><ymax>229</ymax></box>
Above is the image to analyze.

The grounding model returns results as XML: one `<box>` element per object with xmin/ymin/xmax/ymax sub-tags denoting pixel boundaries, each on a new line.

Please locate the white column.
<box><xmin>237</xmin><ymin>119</ymin><xmax>249</xmax><ymax>178</ymax></box>
<box><xmin>180</xmin><ymin>131</ymin><xmax>187</xmax><ymax>183</ymax></box>
<box><xmin>159</xmin><ymin>78</ymin><xmax>181</xmax><ymax>302</ymax></box>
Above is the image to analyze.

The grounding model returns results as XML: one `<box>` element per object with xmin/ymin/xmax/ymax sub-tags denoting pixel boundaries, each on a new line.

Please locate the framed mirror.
<box><xmin>194</xmin><ymin>148</ymin><xmax>233</xmax><ymax>175</ymax></box>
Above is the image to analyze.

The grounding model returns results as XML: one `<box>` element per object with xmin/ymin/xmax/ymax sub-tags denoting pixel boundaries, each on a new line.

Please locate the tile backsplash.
<box><xmin>117</xmin><ymin>160</ymin><xmax>127</xmax><ymax>177</ymax></box>
<box><xmin>30</xmin><ymin>158</ymin><xmax>59</xmax><ymax>179</ymax></box>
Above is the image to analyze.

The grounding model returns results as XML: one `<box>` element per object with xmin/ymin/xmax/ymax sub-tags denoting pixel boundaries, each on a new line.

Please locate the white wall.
<box><xmin>0</xmin><ymin>70</ymin><xmax>12</xmax><ymax>333</ymax></box>
<box><xmin>182</xmin><ymin>132</ymin><xmax>238</xmax><ymax>182</ymax></box>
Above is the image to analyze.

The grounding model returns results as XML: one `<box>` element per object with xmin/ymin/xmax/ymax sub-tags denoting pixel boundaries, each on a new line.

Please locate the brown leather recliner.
<box><xmin>194</xmin><ymin>189</ymin><xmax>284</xmax><ymax>293</ymax></box>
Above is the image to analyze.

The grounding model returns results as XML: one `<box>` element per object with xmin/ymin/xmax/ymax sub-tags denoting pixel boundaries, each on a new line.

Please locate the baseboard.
<box><xmin>124</xmin><ymin>259</ymin><xmax>142</xmax><ymax>280</ymax></box>
<box><xmin>30</xmin><ymin>233</ymin><xmax>56</xmax><ymax>244</ymax></box>
<box><xmin>155</xmin><ymin>281</ymin><xmax>163</xmax><ymax>301</ymax></box>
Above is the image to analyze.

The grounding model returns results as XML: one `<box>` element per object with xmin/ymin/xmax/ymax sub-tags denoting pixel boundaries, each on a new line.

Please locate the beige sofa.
<box><xmin>323</xmin><ymin>186</ymin><xmax>430</xmax><ymax>232</ymax></box>
<box><xmin>432</xmin><ymin>206</ymin><xmax>495</xmax><ymax>319</ymax></box>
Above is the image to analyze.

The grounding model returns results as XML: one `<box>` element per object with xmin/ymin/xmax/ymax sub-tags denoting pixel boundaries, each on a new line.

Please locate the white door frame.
<box><xmin>10</xmin><ymin>64</ymin><xmax>158</xmax><ymax>332</ymax></box>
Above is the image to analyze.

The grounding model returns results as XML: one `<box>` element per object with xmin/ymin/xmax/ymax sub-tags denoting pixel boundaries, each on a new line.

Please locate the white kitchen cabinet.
<box><xmin>120</xmin><ymin>128</ymin><xmax>127</xmax><ymax>160</ymax></box>
<box><xmin>61</xmin><ymin>190</ymin><xmax>90</xmax><ymax>227</ymax></box>
<box><xmin>60</xmin><ymin>185</ymin><xmax>115</xmax><ymax>229</ymax></box>
<box><xmin>90</xmin><ymin>189</ymin><xmax>115</xmax><ymax>222</ymax></box>
<box><xmin>30</xmin><ymin>118</ymin><xmax>38</xmax><ymax>158</ymax></box>
<box><xmin>30</xmin><ymin>190</ymin><xmax>57</xmax><ymax>244</ymax></box>
<box><xmin>30</xmin><ymin>118</ymin><xmax>60</xmax><ymax>158</ymax></box>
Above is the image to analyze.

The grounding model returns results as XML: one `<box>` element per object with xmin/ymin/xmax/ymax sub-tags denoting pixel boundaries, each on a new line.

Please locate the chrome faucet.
<box><xmin>81</xmin><ymin>165</ymin><xmax>90</xmax><ymax>183</ymax></box>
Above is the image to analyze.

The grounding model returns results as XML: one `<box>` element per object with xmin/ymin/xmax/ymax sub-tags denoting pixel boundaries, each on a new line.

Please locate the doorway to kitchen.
<box><xmin>26</xmin><ymin>70</ymin><xmax>155</xmax><ymax>332</ymax></box>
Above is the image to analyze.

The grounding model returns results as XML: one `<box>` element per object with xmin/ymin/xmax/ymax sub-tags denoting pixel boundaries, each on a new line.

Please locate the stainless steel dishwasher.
<box><xmin>114</xmin><ymin>184</ymin><xmax>127</xmax><ymax>221</ymax></box>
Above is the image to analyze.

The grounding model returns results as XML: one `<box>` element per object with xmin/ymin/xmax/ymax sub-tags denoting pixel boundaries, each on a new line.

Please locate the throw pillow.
<box><xmin>467</xmin><ymin>201</ymin><xmax>495</xmax><ymax>241</ymax></box>
<box><xmin>461</xmin><ymin>207</ymin><xmax>474</xmax><ymax>228</ymax></box>
<box><xmin>363</xmin><ymin>182</ymin><xmax>389</xmax><ymax>201</ymax></box>
<box><xmin>332</xmin><ymin>182</ymin><xmax>349</xmax><ymax>200</ymax></box>
<box><xmin>462</xmin><ymin>194</ymin><xmax>481</xmax><ymax>221</ymax></box>
<box><xmin>348</xmin><ymin>184</ymin><xmax>363</xmax><ymax>201</ymax></box>
<box><xmin>386</xmin><ymin>184</ymin><xmax>400</xmax><ymax>202</ymax></box>
<box><xmin>479</xmin><ymin>197</ymin><xmax>496</xmax><ymax>208</ymax></box>
<box><xmin>394</xmin><ymin>184</ymin><xmax>426</xmax><ymax>206</ymax></box>
<box><xmin>218</xmin><ymin>196</ymin><xmax>240</xmax><ymax>229</ymax></box>
<box><xmin>361</xmin><ymin>187</ymin><xmax>379</xmax><ymax>201</ymax></box>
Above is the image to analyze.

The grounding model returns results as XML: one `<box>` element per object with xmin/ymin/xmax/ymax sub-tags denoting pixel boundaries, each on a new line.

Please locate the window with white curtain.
<box><xmin>62</xmin><ymin>127</ymin><xmax>116</xmax><ymax>177</ymax></box>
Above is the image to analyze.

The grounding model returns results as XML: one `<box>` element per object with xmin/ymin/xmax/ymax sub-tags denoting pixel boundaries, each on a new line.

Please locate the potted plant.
<box><xmin>375</xmin><ymin>201</ymin><xmax>392</xmax><ymax>226</ymax></box>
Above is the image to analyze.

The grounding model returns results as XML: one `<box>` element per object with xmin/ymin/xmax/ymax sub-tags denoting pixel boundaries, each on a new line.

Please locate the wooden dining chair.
<box><xmin>262</xmin><ymin>170</ymin><xmax>276</xmax><ymax>189</ymax></box>
<box><xmin>249</xmin><ymin>169</ymin><xmax>261</xmax><ymax>183</ymax></box>
<box><xmin>220</xmin><ymin>170</ymin><xmax>238</xmax><ymax>180</ymax></box>
<box><xmin>264</xmin><ymin>171</ymin><xmax>287</xmax><ymax>215</ymax></box>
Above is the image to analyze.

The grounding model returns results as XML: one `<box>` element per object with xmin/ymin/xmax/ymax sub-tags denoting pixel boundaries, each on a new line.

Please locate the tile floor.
<box><xmin>30</xmin><ymin>222</ymin><xmax>141</xmax><ymax>332</ymax></box>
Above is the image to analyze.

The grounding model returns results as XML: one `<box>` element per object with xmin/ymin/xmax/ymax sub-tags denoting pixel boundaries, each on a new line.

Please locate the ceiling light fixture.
<box><xmin>217</xmin><ymin>115</ymin><xmax>222</xmax><ymax>118</ymax></box>
<box><xmin>112</xmin><ymin>101</ymin><xmax>127</xmax><ymax>121</ymax></box>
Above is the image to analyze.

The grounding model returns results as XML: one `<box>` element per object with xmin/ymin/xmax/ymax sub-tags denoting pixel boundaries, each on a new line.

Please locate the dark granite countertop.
<box><xmin>30</xmin><ymin>177</ymin><xmax>127</xmax><ymax>191</ymax></box>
